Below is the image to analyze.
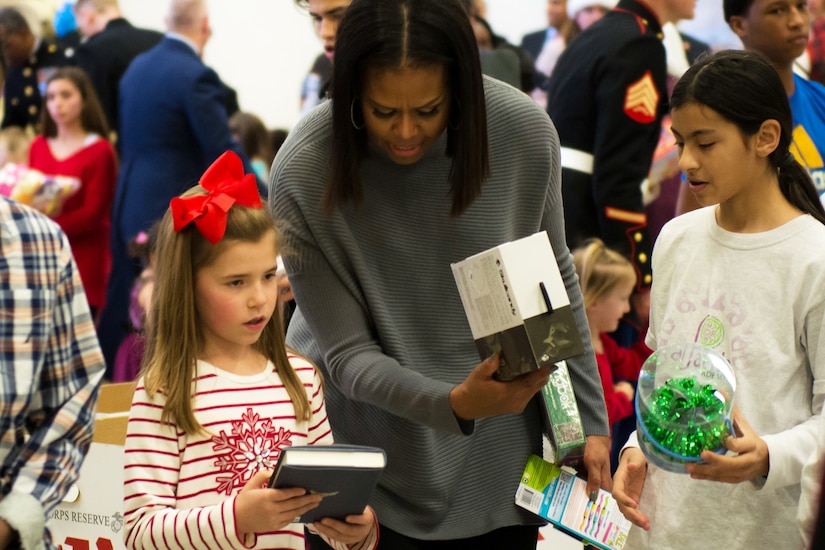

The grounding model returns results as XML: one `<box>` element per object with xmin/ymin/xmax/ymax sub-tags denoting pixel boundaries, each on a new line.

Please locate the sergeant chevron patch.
<box><xmin>624</xmin><ymin>71</ymin><xmax>659</xmax><ymax>124</ymax></box>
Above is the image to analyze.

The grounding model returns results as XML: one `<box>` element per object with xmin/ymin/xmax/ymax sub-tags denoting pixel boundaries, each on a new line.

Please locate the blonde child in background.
<box><xmin>122</xmin><ymin>151</ymin><xmax>378</xmax><ymax>550</ymax></box>
<box><xmin>573</xmin><ymin>239</ymin><xmax>649</xmax><ymax>427</ymax></box>
<box><xmin>0</xmin><ymin>126</ymin><xmax>31</xmax><ymax>167</ymax></box>
<box><xmin>0</xmin><ymin>127</ymin><xmax>31</xmax><ymax>197</ymax></box>
<box><xmin>572</xmin><ymin>239</ymin><xmax>651</xmax><ymax>473</ymax></box>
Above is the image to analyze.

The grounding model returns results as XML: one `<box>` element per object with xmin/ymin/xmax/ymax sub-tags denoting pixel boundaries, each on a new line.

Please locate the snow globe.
<box><xmin>635</xmin><ymin>343</ymin><xmax>736</xmax><ymax>473</ymax></box>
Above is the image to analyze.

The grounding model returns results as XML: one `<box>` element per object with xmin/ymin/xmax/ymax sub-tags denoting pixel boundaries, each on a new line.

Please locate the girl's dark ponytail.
<box><xmin>776</xmin><ymin>152</ymin><xmax>825</xmax><ymax>226</ymax></box>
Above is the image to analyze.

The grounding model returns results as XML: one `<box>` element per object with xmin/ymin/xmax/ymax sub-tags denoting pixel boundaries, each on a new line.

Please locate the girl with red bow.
<box><xmin>122</xmin><ymin>152</ymin><xmax>378</xmax><ymax>550</ymax></box>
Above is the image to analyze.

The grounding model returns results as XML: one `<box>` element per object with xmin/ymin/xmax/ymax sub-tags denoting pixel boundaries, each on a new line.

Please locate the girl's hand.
<box><xmin>612</xmin><ymin>447</ymin><xmax>650</xmax><ymax>530</ymax></box>
<box><xmin>313</xmin><ymin>505</ymin><xmax>376</xmax><ymax>546</ymax></box>
<box><xmin>685</xmin><ymin>406</ymin><xmax>770</xmax><ymax>483</ymax></box>
<box><xmin>614</xmin><ymin>380</ymin><xmax>635</xmax><ymax>401</ymax></box>
<box><xmin>234</xmin><ymin>470</ymin><xmax>323</xmax><ymax>537</ymax></box>
<box><xmin>449</xmin><ymin>354</ymin><xmax>553</xmax><ymax>420</ymax></box>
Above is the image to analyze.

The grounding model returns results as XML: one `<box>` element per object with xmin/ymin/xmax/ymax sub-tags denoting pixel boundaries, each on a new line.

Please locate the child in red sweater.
<box><xmin>572</xmin><ymin>239</ymin><xmax>651</xmax><ymax>463</ymax></box>
<box><xmin>29</xmin><ymin>67</ymin><xmax>116</xmax><ymax>317</ymax></box>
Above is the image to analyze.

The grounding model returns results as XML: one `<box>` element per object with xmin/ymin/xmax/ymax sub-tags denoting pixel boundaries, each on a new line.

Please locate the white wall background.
<box><xmin>113</xmin><ymin>0</ymin><xmax>549</xmax><ymax>132</ymax></box>
<box><xmin>6</xmin><ymin>0</ymin><xmax>737</xmax><ymax>132</ymax></box>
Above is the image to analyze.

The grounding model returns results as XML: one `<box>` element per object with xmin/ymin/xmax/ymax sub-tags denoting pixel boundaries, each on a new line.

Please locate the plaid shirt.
<box><xmin>0</xmin><ymin>197</ymin><xmax>104</xmax><ymax>548</ymax></box>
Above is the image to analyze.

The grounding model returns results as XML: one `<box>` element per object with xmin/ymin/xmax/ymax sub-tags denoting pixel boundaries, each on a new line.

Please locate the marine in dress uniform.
<box><xmin>2</xmin><ymin>39</ymin><xmax>72</xmax><ymax>132</ymax></box>
<box><xmin>547</xmin><ymin>0</ymin><xmax>668</xmax><ymax>290</ymax></box>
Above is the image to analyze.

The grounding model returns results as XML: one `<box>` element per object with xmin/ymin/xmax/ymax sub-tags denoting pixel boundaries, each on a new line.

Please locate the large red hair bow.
<box><xmin>170</xmin><ymin>151</ymin><xmax>262</xmax><ymax>244</ymax></box>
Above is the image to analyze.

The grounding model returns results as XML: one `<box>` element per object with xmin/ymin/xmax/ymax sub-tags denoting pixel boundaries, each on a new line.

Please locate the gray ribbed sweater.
<box><xmin>270</xmin><ymin>77</ymin><xmax>609</xmax><ymax>539</ymax></box>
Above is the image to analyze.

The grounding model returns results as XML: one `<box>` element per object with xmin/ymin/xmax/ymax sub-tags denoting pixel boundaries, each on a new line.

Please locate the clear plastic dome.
<box><xmin>635</xmin><ymin>343</ymin><xmax>736</xmax><ymax>473</ymax></box>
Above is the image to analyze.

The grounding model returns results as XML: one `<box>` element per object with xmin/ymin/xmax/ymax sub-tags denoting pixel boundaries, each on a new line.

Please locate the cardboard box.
<box><xmin>539</xmin><ymin>361</ymin><xmax>586</xmax><ymax>466</ymax></box>
<box><xmin>516</xmin><ymin>454</ymin><xmax>632</xmax><ymax>550</ymax></box>
<box><xmin>47</xmin><ymin>382</ymin><xmax>134</xmax><ymax>550</ymax></box>
<box><xmin>451</xmin><ymin>231</ymin><xmax>585</xmax><ymax>381</ymax></box>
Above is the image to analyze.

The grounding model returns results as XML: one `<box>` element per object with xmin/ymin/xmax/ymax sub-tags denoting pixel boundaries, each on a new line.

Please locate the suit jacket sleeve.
<box><xmin>75</xmin><ymin>47</ymin><xmax>115</xmax><ymax>128</ymax></box>
<box><xmin>183</xmin><ymin>68</ymin><xmax>256</xmax><ymax>178</ymax></box>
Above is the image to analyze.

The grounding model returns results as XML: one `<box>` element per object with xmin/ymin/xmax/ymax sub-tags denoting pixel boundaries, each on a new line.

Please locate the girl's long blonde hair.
<box><xmin>140</xmin><ymin>185</ymin><xmax>312</xmax><ymax>435</ymax></box>
<box><xmin>572</xmin><ymin>238</ymin><xmax>637</xmax><ymax>308</ymax></box>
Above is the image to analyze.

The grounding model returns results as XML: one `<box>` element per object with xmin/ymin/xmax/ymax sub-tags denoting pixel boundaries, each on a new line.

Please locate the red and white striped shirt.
<box><xmin>123</xmin><ymin>355</ymin><xmax>377</xmax><ymax>549</ymax></box>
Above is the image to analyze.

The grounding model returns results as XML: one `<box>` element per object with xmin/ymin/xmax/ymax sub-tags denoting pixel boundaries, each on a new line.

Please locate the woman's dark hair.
<box><xmin>41</xmin><ymin>67</ymin><xmax>110</xmax><ymax>140</ymax></box>
<box><xmin>326</xmin><ymin>0</ymin><xmax>489</xmax><ymax>216</ymax></box>
<box><xmin>671</xmin><ymin>49</ymin><xmax>825</xmax><ymax>225</ymax></box>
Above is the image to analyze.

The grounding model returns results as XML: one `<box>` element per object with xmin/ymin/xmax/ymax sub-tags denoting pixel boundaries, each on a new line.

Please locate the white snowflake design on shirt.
<box><xmin>211</xmin><ymin>407</ymin><xmax>294</xmax><ymax>494</ymax></box>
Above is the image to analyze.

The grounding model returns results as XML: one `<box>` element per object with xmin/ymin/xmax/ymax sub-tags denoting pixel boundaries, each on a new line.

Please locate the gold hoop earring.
<box><xmin>351</xmin><ymin>98</ymin><xmax>365</xmax><ymax>130</ymax></box>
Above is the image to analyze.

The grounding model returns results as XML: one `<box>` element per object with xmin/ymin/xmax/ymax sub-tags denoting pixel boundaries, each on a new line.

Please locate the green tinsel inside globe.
<box><xmin>640</xmin><ymin>377</ymin><xmax>731</xmax><ymax>458</ymax></box>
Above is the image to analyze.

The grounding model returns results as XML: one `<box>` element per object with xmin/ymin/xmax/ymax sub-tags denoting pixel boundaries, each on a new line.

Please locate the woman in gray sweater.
<box><xmin>270</xmin><ymin>0</ymin><xmax>610</xmax><ymax>546</ymax></box>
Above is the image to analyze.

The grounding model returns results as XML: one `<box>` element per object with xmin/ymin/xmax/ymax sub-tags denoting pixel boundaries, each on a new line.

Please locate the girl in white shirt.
<box><xmin>613</xmin><ymin>49</ymin><xmax>825</xmax><ymax>550</ymax></box>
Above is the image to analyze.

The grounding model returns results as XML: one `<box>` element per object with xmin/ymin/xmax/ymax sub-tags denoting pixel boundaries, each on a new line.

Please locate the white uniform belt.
<box><xmin>560</xmin><ymin>147</ymin><xmax>594</xmax><ymax>175</ymax></box>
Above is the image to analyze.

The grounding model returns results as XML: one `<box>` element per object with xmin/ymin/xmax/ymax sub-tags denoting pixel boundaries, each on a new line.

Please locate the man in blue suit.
<box><xmin>97</xmin><ymin>0</ymin><xmax>254</xmax><ymax>374</ymax></box>
<box><xmin>519</xmin><ymin>0</ymin><xmax>569</xmax><ymax>62</ymax></box>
